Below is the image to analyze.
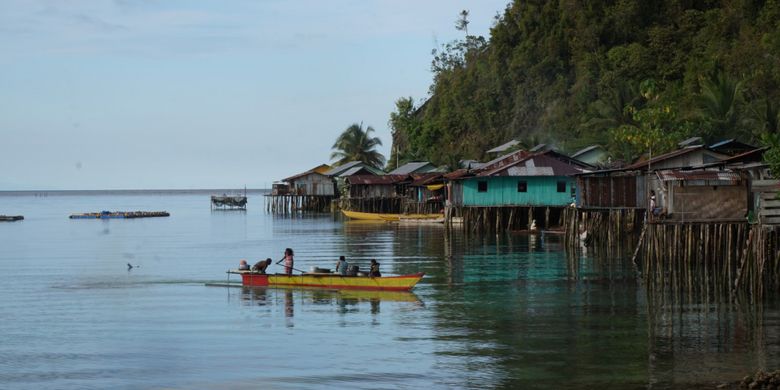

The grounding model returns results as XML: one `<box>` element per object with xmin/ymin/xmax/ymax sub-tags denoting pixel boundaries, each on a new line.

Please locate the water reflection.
<box><xmin>236</xmin><ymin>286</ymin><xmax>423</xmax><ymax>321</ymax></box>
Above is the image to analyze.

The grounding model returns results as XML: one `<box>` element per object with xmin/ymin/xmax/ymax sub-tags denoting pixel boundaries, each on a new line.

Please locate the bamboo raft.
<box><xmin>0</xmin><ymin>215</ymin><xmax>23</xmax><ymax>222</ymax></box>
<box><xmin>69</xmin><ymin>211</ymin><xmax>170</xmax><ymax>219</ymax></box>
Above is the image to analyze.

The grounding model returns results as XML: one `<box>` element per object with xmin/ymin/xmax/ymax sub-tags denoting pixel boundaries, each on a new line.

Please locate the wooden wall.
<box><xmin>577</xmin><ymin>175</ymin><xmax>643</xmax><ymax>209</ymax></box>
<box><xmin>462</xmin><ymin>176</ymin><xmax>574</xmax><ymax>207</ymax></box>
<box><xmin>667</xmin><ymin>183</ymin><xmax>747</xmax><ymax>221</ymax></box>
<box><xmin>290</xmin><ymin>173</ymin><xmax>335</xmax><ymax>196</ymax></box>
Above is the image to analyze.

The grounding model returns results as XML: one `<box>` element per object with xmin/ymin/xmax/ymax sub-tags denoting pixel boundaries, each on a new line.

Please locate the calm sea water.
<box><xmin>1</xmin><ymin>192</ymin><xmax>779</xmax><ymax>389</ymax></box>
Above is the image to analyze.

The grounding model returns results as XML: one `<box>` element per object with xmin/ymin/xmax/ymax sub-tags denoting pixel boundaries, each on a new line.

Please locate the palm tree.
<box><xmin>696</xmin><ymin>67</ymin><xmax>743</xmax><ymax>140</ymax></box>
<box><xmin>583</xmin><ymin>80</ymin><xmax>643</xmax><ymax>132</ymax></box>
<box><xmin>331</xmin><ymin>123</ymin><xmax>386</xmax><ymax>168</ymax></box>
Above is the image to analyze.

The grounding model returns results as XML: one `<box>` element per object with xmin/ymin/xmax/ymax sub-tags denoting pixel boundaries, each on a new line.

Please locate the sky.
<box><xmin>0</xmin><ymin>0</ymin><xmax>509</xmax><ymax>190</ymax></box>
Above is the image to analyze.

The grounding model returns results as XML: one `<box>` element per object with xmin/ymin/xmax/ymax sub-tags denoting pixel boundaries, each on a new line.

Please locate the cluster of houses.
<box><xmin>270</xmin><ymin>137</ymin><xmax>778</xmax><ymax>228</ymax></box>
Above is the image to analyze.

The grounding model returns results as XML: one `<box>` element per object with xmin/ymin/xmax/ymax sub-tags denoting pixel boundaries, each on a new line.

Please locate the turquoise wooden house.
<box><xmin>460</xmin><ymin>152</ymin><xmax>588</xmax><ymax>207</ymax></box>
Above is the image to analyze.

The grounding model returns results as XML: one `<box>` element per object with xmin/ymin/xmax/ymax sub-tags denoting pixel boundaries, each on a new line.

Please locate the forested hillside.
<box><xmin>389</xmin><ymin>0</ymin><xmax>780</xmax><ymax>167</ymax></box>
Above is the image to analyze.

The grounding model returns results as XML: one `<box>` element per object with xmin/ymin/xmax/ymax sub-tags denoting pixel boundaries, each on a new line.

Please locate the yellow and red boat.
<box><xmin>228</xmin><ymin>271</ymin><xmax>425</xmax><ymax>291</ymax></box>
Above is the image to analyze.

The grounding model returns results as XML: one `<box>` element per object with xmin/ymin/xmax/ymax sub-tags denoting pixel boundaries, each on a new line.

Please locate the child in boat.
<box><xmin>283</xmin><ymin>248</ymin><xmax>294</xmax><ymax>275</ymax></box>
<box><xmin>335</xmin><ymin>256</ymin><xmax>350</xmax><ymax>276</ymax></box>
<box><xmin>238</xmin><ymin>259</ymin><xmax>250</xmax><ymax>271</ymax></box>
<box><xmin>369</xmin><ymin>259</ymin><xmax>381</xmax><ymax>277</ymax></box>
<box><xmin>252</xmin><ymin>258</ymin><xmax>272</xmax><ymax>274</ymax></box>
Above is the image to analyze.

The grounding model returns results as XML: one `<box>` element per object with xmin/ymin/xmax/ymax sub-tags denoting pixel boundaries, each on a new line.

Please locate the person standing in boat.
<box><xmin>369</xmin><ymin>259</ymin><xmax>381</xmax><ymax>277</ymax></box>
<box><xmin>335</xmin><ymin>256</ymin><xmax>350</xmax><ymax>276</ymax></box>
<box><xmin>283</xmin><ymin>248</ymin><xmax>294</xmax><ymax>275</ymax></box>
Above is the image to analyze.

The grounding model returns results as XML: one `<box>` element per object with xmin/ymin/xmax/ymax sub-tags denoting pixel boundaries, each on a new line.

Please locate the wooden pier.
<box><xmin>563</xmin><ymin>208</ymin><xmax>645</xmax><ymax>258</ymax></box>
<box><xmin>636</xmin><ymin>222</ymin><xmax>780</xmax><ymax>301</ymax></box>
<box><xmin>338</xmin><ymin>197</ymin><xmax>403</xmax><ymax>214</ymax></box>
<box><xmin>265</xmin><ymin>195</ymin><xmax>334</xmax><ymax>213</ymax></box>
<box><xmin>453</xmin><ymin>206</ymin><xmax>566</xmax><ymax>233</ymax></box>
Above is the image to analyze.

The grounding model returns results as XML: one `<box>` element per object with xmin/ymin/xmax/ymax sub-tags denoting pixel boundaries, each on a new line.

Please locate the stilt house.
<box><xmin>283</xmin><ymin>164</ymin><xmax>335</xmax><ymax>196</ymax></box>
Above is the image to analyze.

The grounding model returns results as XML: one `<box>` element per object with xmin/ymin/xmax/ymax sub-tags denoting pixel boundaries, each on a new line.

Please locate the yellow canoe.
<box><xmin>232</xmin><ymin>271</ymin><xmax>425</xmax><ymax>291</ymax></box>
<box><xmin>342</xmin><ymin>210</ymin><xmax>401</xmax><ymax>221</ymax></box>
<box><xmin>341</xmin><ymin>210</ymin><xmax>443</xmax><ymax>221</ymax></box>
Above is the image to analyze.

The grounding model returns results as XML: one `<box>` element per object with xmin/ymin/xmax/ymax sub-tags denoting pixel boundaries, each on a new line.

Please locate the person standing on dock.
<box><xmin>283</xmin><ymin>248</ymin><xmax>294</xmax><ymax>275</ymax></box>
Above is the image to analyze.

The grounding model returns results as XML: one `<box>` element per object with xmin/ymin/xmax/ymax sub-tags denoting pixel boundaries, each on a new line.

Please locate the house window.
<box><xmin>477</xmin><ymin>181</ymin><xmax>488</xmax><ymax>193</ymax></box>
<box><xmin>557</xmin><ymin>181</ymin><xmax>566</xmax><ymax>193</ymax></box>
<box><xmin>517</xmin><ymin>181</ymin><xmax>527</xmax><ymax>192</ymax></box>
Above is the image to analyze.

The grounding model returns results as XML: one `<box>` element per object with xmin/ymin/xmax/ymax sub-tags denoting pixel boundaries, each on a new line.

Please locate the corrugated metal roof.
<box><xmin>323</xmin><ymin>161</ymin><xmax>362</xmax><ymax>176</ymax></box>
<box><xmin>723</xmin><ymin>147</ymin><xmax>767</xmax><ymax>163</ymax></box>
<box><xmin>324</xmin><ymin>161</ymin><xmax>384</xmax><ymax>176</ymax></box>
<box><xmin>678</xmin><ymin>136</ymin><xmax>703</xmax><ymax>147</ymax></box>
<box><xmin>709</xmin><ymin>138</ymin><xmax>735</xmax><ymax>149</ymax></box>
<box><xmin>444</xmin><ymin>169</ymin><xmax>471</xmax><ymax>180</ymax></box>
<box><xmin>478</xmin><ymin>152</ymin><xmax>586</xmax><ymax>177</ymax></box>
<box><xmin>486</xmin><ymin>140</ymin><xmax>521</xmax><ymax>154</ymax></box>
<box><xmin>387</xmin><ymin>161</ymin><xmax>435</xmax><ymax>175</ymax></box>
<box><xmin>656</xmin><ymin>170</ymin><xmax>743</xmax><ymax>182</ymax></box>
<box><xmin>571</xmin><ymin>145</ymin><xmax>603</xmax><ymax>158</ymax></box>
<box><xmin>346</xmin><ymin>175</ymin><xmax>408</xmax><ymax>185</ymax></box>
<box><xmin>460</xmin><ymin>160</ymin><xmax>484</xmax><ymax>169</ymax></box>
<box><xmin>478</xmin><ymin>149</ymin><xmax>530</xmax><ymax>173</ymax></box>
<box><xmin>624</xmin><ymin>146</ymin><xmax>706</xmax><ymax>170</ymax></box>
<box><xmin>410</xmin><ymin>172</ymin><xmax>444</xmax><ymax>186</ymax></box>
<box><xmin>283</xmin><ymin>164</ymin><xmax>331</xmax><ymax>182</ymax></box>
<box><xmin>340</xmin><ymin>166</ymin><xmax>367</xmax><ymax>177</ymax></box>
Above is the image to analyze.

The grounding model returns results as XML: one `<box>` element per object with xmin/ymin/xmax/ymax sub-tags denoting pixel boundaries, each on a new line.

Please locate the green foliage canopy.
<box><xmin>331</xmin><ymin>123</ymin><xmax>386</xmax><ymax>169</ymax></box>
<box><xmin>389</xmin><ymin>0</ymin><xmax>780</xmax><ymax>165</ymax></box>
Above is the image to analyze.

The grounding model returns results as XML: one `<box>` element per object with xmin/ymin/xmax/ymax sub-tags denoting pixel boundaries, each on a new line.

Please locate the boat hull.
<box><xmin>341</xmin><ymin>210</ymin><xmax>400</xmax><ymax>221</ymax></box>
<box><xmin>341</xmin><ymin>210</ymin><xmax>443</xmax><ymax>222</ymax></box>
<box><xmin>236</xmin><ymin>272</ymin><xmax>425</xmax><ymax>291</ymax></box>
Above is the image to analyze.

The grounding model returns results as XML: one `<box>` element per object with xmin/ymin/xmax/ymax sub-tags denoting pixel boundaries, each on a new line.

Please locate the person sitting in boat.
<box><xmin>369</xmin><ymin>259</ymin><xmax>381</xmax><ymax>277</ymax></box>
<box><xmin>282</xmin><ymin>248</ymin><xmax>294</xmax><ymax>275</ymax></box>
<box><xmin>238</xmin><ymin>259</ymin><xmax>250</xmax><ymax>271</ymax></box>
<box><xmin>252</xmin><ymin>258</ymin><xmax>272</xmax><ymax>274</ymax></box>
<box><xmin>335</xmin><ymin>256</ymin><xmax>350</xmax><ymax>276</ymax></box>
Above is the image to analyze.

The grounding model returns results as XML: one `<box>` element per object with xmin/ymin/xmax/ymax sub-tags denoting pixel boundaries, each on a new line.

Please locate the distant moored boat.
<box><xmin>69</xmin><ymin>211</ymin><xmax>170</xmax><ymax>219</ymax></box>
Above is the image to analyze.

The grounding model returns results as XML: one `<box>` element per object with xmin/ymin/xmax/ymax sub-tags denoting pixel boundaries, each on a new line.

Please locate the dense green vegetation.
<box><xmin>389</xmin><ymin>0</ymin><xmax>780</xmax><ymax>167</ymax></box>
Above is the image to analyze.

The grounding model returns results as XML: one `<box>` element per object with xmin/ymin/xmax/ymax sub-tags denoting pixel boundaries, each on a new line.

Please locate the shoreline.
<box><xmin>0</xmin><ymin>188</ymin><xmax>269</xmax><ymax>197</ymax></box>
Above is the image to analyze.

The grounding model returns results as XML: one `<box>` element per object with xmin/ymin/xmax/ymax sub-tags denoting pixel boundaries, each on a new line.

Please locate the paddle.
<box><xmin>275</xmin><ymin>256</ymin><xmax>307</xmax><ymax>274</ymax></box>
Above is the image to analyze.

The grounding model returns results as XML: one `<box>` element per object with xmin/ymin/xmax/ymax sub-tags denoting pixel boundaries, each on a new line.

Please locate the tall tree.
<box><xmin>331</xmin><ymin>123</ymin><xmax>386</xmax><ymax>168</ymax></box>
<box><xmin>455</xmin><ymin>9</ymin><xmax>470</xmax><ymax>36</ymax></box>
<box><xmin>388</xmin><ymin>97</ymin><xmax>423</xmax><ymax>169</ymax></box>
<box><xmin>389</xmin><ymin>1</ymin><xmax>780</xmax><ymax>163</ymax></box>
<box><xmin>695</xmin><ymin>67</ymin><xmax>744</xmax><ymax>141</ymax></box>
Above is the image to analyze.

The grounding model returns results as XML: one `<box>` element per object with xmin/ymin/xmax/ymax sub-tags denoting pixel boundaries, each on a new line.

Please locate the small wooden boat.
<box><xmin>227</xmin><ymin>271</ymin><xmax>425</xmax><ymax>291</ymax></box>
<box><xmin>0</xmin><ymin>215</ymin><xmax>23</xmax><ymax>222</ymax></box>
<box><xmin>342</xmin><ymin>210</ymin><xmax>401</xmax><ymax>221</ymax></box>
<box><xmin>341</xmin><ymin>210</ymin><xmax>443</xmax><ymax>222</ymax></box>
